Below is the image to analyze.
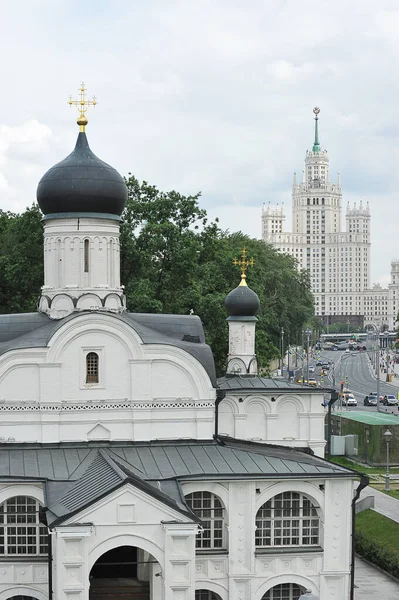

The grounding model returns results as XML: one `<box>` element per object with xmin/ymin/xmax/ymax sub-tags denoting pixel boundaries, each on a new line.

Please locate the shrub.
<box><xmin>355</xmin><ymin>510</ymin><xmax>399</xmax><ymax>578</ymax></box>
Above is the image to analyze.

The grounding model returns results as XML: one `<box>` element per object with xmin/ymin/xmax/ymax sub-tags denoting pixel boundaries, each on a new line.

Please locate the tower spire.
<box><xmin>312</xmin><ymin>106</ymin><xmax>321</xmax><ymax>152</ymax></box>
<box><xmin>68</xmin><ymin>82</ymin><xmax>97</xmax><ymax>132</ymax></box>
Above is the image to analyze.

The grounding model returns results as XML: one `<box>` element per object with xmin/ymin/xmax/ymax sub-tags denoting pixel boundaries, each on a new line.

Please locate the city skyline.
<box><xmin>1</xmin><ymin>1</ymin><xmax>399</xmax><ymax>286</ymax></box>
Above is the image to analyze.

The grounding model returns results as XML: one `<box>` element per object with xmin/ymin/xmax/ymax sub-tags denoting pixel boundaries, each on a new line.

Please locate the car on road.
<box><xmin>308</xmin><ymin>377</ymin><xmax>317</xmax><ymax>386</ymax></box>
<box><xmin>383</xmin><ymin>395</ymin><xmax>398</xmax><ymax>406</ymax></box>
<box><xmin>297</xmin><ymin>376</ymin><xmax>307</xmax><ymax>384</ymax></box>
<box><xmin>342</xmin><ymin>393</ymin><xmax>357</xmax><ymax>406</ymax></box>
<box><xmin>316</xmin><ymin>360</ymin><xmax>323</xmax><ymax>366</ymax></box>
<box><xmin>320</xmin><ymin>368</ymin><xmax>328</xmax><ymax>376</ymax></box>
<box><xmin>364</xmin><ymin>393</ymin><xmax>378</xmax><ymax>406</ymax></box>
<box><xmin>309</xmin><ymin>365</ymin><xmax>315</xmax><ymax>373</ymax></box>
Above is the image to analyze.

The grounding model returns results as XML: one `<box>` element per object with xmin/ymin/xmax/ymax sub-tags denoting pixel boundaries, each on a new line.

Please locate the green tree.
<box><xmin>121</xmin><ymin>176</ymin><xmax>314</xmax><ymax>375</ymax></box>
<box><xmin>0</xmin><ymin>178</ymin><xmax>315</xmax><ymax>377</ymax></box>
<box><xmin>0</xmin><ymin>205</ymin><xmax>43</xmax><ymax>313</ymax></box>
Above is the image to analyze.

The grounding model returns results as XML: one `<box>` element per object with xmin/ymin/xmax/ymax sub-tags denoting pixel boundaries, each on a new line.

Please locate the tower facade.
<box><xmin>261</xmin><ymin>108</ymin><xmax>384</xmax><ymax>328</ymax></box>
<box><xmin>224</xmin><ymin>248</ymin><xmax>260</xmax><ymax>374</ymax></box>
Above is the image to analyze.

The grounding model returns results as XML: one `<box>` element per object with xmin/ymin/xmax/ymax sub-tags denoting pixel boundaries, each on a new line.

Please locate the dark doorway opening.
<box><xmin>89</xmin><ymin>546</ymin><xmax>154</xmax><ymax>600</ymax></box>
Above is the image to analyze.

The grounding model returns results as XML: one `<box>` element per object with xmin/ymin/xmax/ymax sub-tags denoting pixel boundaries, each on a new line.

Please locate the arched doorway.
<box><xmin>7</xmin><ymin>597</ymin><xmax>40</xmax><ymax>600</ymax></box>
<box><xmin>262</xmin><ymin>583</ymin><xmax>306</xmax><ymax>600</ymax></box>
<box><xmin>89</xmin><ymin>545</ymin><xmax>160</xmax><ymax>600</ymax></box>
<box><xmin>195</xmin><ymin>591</ymin><xmax>222</xmax><ymax>600</ymax></box>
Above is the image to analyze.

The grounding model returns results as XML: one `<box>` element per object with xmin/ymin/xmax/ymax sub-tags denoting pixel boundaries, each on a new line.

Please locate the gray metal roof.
<box><xmin>0</xmin><ymin>311</ymin><xmax>216</xmax><ymax>385</ymax></box>
<box><xmin>0</xmin><ymin>437</ymin><xmax>357</xmax><ymax>526</ymax></box>
<box><xmin>218</xmin><ymin>375</ymin><xmax>331</xmax><ymax>393</ymax></box>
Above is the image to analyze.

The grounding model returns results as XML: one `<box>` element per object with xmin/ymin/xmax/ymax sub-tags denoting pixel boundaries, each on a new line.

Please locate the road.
<box><xmin>298</xmin><ymin>350</ymin><xmax>399</xmax><ymax>410</ymax></box>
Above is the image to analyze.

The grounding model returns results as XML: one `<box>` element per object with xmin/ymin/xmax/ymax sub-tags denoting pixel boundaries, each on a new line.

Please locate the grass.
<box><xmin>380</xmin><ymin>490</ymin><xmax>399</xmax><ymax>499</ymax></box>
<box><xmin>356</xmin><ymin>510</ymin><xmax>399</xmax><ymax>552</ymax></box>
<box><xmin>356</xmin><ymin>509</ymin><xmax>399</xmax><ymax>578</ymax></box>
<box><xmin>356</xmin><ymin>509</ymin><xmax>399</xmax><ymax>558</ymax></box>
<box><xmin>329</xmin><ymin>455</ymin><xmax>399</xmax><ymax>476</ymax></box>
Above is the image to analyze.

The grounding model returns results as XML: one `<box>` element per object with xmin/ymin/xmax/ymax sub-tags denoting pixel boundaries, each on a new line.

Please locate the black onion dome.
<box><xmin>37</xmin><ymin>132</ymin><xmax>127</xmax><ymax>217</ymax></box>
<box><xmin>225</xmin><ymin>282</ymin><xmax>260</xmax><ymax>317</ymax></box>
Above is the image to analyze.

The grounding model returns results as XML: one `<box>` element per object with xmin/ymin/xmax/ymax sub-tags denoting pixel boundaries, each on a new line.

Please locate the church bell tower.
<box><xmin>225</xmin><ymin>247</ymin><xmax>260</xmax><ymax>374</ymax></box>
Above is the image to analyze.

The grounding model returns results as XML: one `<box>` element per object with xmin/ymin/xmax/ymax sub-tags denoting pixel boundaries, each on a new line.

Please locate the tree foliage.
<box><xmin>0</xmin><ymin>177</ymin><xmax>314</xmax><ymax>376</ymax></box>
<box><xmin>121</xmin><ymin>175</ymin><xmax>314</xmax><ymax>374</ymax></box>
<box><xmin>0</xmin><ymin>205</ymin><xmax>43</xmax><ymax>313</ymax></box>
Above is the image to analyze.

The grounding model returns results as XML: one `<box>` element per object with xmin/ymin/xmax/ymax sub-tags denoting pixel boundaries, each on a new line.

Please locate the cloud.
<box><xmin>0</xmin><ymin>0</ymin><xmax>398</xmax><ymax>286</ymax></box>
<box><xmin>0</xmin><ymin>120</ymin><xmax>52</xmax><ymax>209</ymax></box>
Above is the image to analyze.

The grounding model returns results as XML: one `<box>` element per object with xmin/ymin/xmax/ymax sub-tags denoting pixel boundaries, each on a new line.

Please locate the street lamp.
<box><xmin>298</xmin><ymin>591</ymin><xmax>319</xmax><ymax>600</ymax></box>
<box><xmin>305</xmin><ymin>327</ymin><xmax>312</xmax><ymax>383</ymax></box>
<box><xmin>384</xmin><ymin>429</ymin><xmax>392</xmax><ymax>492</ymax></box>
<box><xmin>280</xmin><ymin>327</ymin><xmax>284</xmax><ymax>373</ymax></box>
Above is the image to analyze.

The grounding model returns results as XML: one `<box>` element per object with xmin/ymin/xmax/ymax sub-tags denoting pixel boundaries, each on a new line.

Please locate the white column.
<box><xmin>228</xmin><ymin>481</ymin><xmax>255</xmax><ymax>599</ymax></box>
<box><xmin>53</xmin><ymin>524</ymin><xmax>94</xmax><ymax>600</ymax></box>
<box><xmin>161</xmin><ymin>522</ymin><xmax>199</xmax><ymax>600</ymax></box>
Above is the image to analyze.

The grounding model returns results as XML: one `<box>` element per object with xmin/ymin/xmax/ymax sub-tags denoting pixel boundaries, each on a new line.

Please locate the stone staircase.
<box><xmin>89</xmin><ymin>578</ymin><xmax>150</xmax><ymax>600</ymax></box>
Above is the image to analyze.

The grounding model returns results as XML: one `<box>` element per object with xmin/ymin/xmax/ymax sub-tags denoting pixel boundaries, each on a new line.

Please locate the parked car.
<box><xmin>383</xmin><ymin>395</ymin><xmax>398</xmax><ymax>406</ymax></box>
<box><xmin>364</xmin><ymin>393</ymin><xmax>378</xmax><ymax>406</ymax></box>
<box><xmin>342</xmin><ymin>393</ymin><xmax>357</xmax><ymax>406</ymax></box>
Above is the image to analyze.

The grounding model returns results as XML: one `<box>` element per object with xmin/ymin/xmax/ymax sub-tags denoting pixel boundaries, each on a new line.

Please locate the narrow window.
<box><xmin>84</xmin><ymin>239</ymin><xmax>90</xmax><ymax>273</ymax></box>
<box><xmin>86</xmin><ymin>352</ymin><xmax>99</xmax><ymax>384</ymax></box>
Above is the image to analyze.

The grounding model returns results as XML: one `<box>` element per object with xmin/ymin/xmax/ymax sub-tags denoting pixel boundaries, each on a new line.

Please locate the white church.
<box><xmin>0</xmin><ymin>93</ymin><xmax>359</xmax><ymax>600</ymax></box>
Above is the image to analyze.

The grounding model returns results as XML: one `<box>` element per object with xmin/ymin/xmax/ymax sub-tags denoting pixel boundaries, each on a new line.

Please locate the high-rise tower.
<box><xmin>262</xmin><ymin>108</ymin><xmax>371</xmax><ymax>326</ymax></box>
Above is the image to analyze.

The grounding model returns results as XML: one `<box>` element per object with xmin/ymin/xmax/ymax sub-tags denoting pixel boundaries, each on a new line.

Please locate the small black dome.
<box><xmin>37</xmin><ymin>132</ymin><xmax>127</xmax><ymax>217</ymax></box>
<box><xmin>225</xmin><ymin>282</ymin><xmax>260</xmax><ymax>317</ymax></box>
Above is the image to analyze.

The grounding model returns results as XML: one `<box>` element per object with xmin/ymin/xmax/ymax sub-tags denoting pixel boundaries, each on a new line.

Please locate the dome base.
<box><xmin>38</xmin><ymin>291</ymin><xmax>126</xmax><ymax>320</ymax></box>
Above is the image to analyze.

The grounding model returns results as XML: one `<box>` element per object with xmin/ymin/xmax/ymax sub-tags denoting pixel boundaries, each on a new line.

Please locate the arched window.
<box><xmin>262</xmin><ymin>583</ymin><xmax>306</xmax><ymax>600</ymax></box>
<box><xmin>84</xmin><ymin>239</ymin><xmax>90</xmax><ymax>273</ymax></box>
<box><xmin>0</xmin><ymin>496</ymin><xmax>48</xmax><ymax>556</ymax></box>
<box><xmin>255</xmin><ymin>492</ymin><xmax>319</xmax><ymax>548</ymax></box>
<box><xmin>195</xmin><ymin>591</ymin><xmax>222</xmax><ymax>600</ymax></box>
<box><xmin>185</xmin><ymin>492</ymin><xmax>225</xmax><ymax>549</ymax></box>
<box><xmin>86</xmin><ymin>352</ymin><xmax>99</xmax><ymax>384</ymax></box>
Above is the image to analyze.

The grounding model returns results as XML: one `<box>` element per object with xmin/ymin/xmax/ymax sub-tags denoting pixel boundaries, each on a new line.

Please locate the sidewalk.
<box><xmin>359</xmin><ymin>485</ymin><xmax>399</xmax><ymax>523</ymax></box>
<box><xmin>355</xmin><ymin>556</ymin><xmax>399</xmax><ymax>599</ymax></box>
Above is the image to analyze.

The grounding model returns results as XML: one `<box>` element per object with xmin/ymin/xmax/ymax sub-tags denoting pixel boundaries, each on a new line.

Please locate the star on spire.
<box><xmin>312</xmin><ymin>106</ymin><xmax>321</xmax><ymax>152</ymax></box>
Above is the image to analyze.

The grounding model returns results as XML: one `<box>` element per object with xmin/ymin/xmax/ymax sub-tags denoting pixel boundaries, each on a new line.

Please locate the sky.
<box><xmin>1</xmin><ymin>0</ymin><xmax>399</xmax><ymax>285</ymax></box>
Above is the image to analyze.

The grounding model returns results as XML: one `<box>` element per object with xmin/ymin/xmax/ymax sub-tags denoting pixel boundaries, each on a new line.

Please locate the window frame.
<box><xmin>262</xmin><ymin>582</ymin><xmax>306</xmax><ymax>600</ymax></box>
<box><xmin>86</xmin><ymin>351</ymin><xmax>99</xmax><ymax>384</ymax></box>
<box><xmin>81</xmin><ymin>347</ymin><xmax>104</xmax><ymax>389</ymax></box>
<box><xmin>185</xmin><ymin>491</ymin><xmax>226</xmax><ymax>551</ymax></box>
<box><xmin>0</xmin><ymin>496</ymin><xmax>48</xmax><ymax>557</ymax></box>
<box><xmin>255</xmin><ymin>491</ymin><xmax>320</xmax><ymax>549</ymax></box>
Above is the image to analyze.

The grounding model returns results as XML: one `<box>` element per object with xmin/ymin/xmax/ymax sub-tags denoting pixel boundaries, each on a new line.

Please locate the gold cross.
<box><xmin>68</xmin><ymin>82</ymin><xmax>97</xmax><ymax>132</ymax></box>
<box><xmin>233</xmin><ymin>246</ymin><xmax>255</xmax><ymax>286</ymax></box>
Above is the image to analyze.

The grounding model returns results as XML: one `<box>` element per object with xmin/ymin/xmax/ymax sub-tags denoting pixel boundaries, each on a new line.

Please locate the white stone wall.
<box><xmin>0</xmin><ymin>314</ymin><xmax>215</xmax><ymax>443</ymax></box>
<box><xmin>39</xmin><ymin>217</ymin><xmax>124</xmax><ymax>318</ymax></box>
<box><xmin>218</xmin><ymin>391</ymin><xmax>326</xmax><ymax>457</ymax></box>
<box><xmin>0</xmin><ymin>475</ymin><xmax>355</xmax><ymax>600</ymax></box>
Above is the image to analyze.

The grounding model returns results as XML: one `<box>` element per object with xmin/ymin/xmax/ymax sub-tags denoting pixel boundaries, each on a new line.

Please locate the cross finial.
<box><xmin>68</xmin><ymin>82</ymin><xmax>97</xmax><ymax>132</ymax></box>
<box><xmin>232</xmin><ymin>246</ymin><xmax>255</xmax><ymax>287</ymax></box>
